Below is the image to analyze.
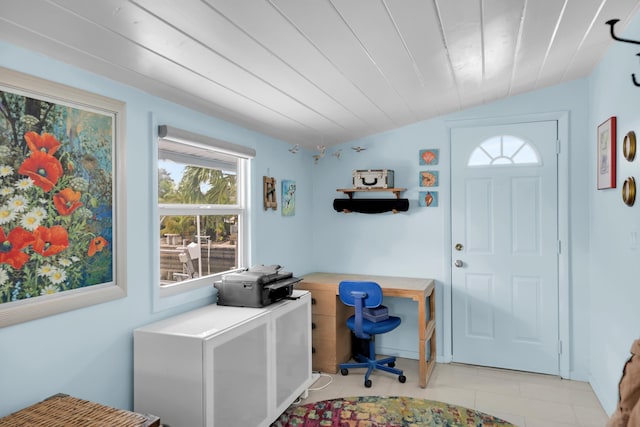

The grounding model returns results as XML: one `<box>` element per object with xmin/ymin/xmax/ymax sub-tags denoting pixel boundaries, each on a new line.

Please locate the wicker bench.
<box><xmin>0</xmin><ymin>393</ymin><xmax>161</xmax><ymax>426</ymax></box>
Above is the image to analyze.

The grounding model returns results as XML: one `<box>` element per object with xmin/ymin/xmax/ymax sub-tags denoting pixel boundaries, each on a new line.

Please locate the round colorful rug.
<box><xmin>271</xmin><ymin>396</ymin><xmax>516</xmax><ymax>427</ymax></box>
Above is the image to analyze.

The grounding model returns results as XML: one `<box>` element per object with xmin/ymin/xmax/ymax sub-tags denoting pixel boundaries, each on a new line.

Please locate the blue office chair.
<box><xmin>338</xmin><ymin>281</ymin><xmax>406</xmax><ymax>387</ymax></box>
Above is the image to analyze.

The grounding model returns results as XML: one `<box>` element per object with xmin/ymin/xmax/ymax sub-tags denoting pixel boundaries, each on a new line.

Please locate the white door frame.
<box><xmin>443</xmin><ymin>111</ymin><xmax>570</xmax><ymax>378</ymax></box>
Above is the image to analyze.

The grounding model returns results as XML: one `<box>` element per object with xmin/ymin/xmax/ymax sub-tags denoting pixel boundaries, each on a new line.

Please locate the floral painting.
<box><xmin>0</xmin><ymin>75</ymin><xmax>120</xmax><ymax>314</ymax></box>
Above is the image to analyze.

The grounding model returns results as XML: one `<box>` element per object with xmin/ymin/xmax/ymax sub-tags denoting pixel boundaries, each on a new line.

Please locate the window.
<box><xmin>468</xmin><ymin>135</ymin><xmax>541</xmax><ymax>167</ymax></box>
<box><xmin>157</xmin><ymin>125</ymin><xmax>254</xmax><ymax>294</ymax></box>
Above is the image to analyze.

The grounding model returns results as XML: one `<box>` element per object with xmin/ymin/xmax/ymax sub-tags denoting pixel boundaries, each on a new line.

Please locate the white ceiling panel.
<box><xmin>211</xmin><ymin>0</ymin><xmax>393</xmax><ymax>134</ymax></box>
<box><xmin>509</xmin><ymin>1</ymin><xmax>567</xmax><ymax>94</ymax></box>
<box><xmin>536</xmin><ymin>0</ymin><xmax>607</xmax><ymax>88</ymax></box>
<box><xmin>481</xmin><ymin>0</ymin><xmax>524</xmax><ymax>101</ymax></box>
<box><xmin>384</xmin><ymin>0</ymin><xmax>459</xmax><ymax>116</ymax></box>
<box><xmin>436</xmin><ymin>0</ymin><xmax>485</xmax><ymax>108</ymax></box>
<box><xmin>1</xmin><ymin>0</ymin><xmax>639</xmax><ymax>149</ymax></box>
<box><xmin>272</xmin><ymin>0</ymin><xmax>417</xmax><ymax>125</ymax></box>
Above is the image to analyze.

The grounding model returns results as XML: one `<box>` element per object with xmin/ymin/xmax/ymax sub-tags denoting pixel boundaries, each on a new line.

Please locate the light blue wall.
<box><xmin>252</xmin><ymin>142</ymin><xmax>314</xmax><ymax>273</ymax></box>
<box><xmin>0</xmin><ymin>40</ymin><xmax>314</xmax><ymax>416</ymax></box>
<box><xmin>2</xmin><ymin>9</ymin><xmax>636</xmax><ymax>415</ymax></box>
<box><xmin>588</xmin><ymin>13</ymin><xmax>640</xmax><ymax>415</ymax></box>
<box><xmin>311</xmin><ymin>79</ymin><xmax>591</xmax><ymax>378</ymax></box>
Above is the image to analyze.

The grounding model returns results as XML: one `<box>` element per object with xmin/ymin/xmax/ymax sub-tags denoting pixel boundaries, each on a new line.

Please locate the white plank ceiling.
<box><xmin>1</xmin><ymin>0</ymin><xmax>639</xmax><ymax>149</ymax></box>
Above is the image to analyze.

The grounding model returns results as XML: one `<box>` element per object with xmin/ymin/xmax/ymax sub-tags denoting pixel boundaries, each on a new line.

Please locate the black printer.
<box><xmin>214</xmin><ymin>265</ymin><xmax>301</xmax><ymax>308</ymax></box>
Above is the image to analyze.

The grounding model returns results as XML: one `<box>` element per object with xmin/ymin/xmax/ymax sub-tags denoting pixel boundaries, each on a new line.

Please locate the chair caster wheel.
<box><xmin>364</xmin><ymin>379</ymin><xmax>372</xmax><ymax>388</ymax></box>
<box><xmin>388</xmin><ymin>362</ymin><xmax>395</xmax><ymax>368</ymax></box>
<box><xmin>398</xmin><ymin>375</ymin><xmax>406</xmax><ymax>383</ymax></box>
<box><xmin>340</xmin><ymin>368</ymin><xmax>349</xmax><ymax>376</ymax></box>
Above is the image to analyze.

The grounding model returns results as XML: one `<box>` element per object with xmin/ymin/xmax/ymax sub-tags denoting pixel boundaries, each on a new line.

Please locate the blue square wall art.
<box><xmin>419</xmin><ymin>191</ymin><xmax>438</xmax><ymax>207</ymax></box>
<box><xmin>419</xmin><ymin>170</ymin><xmax>439</xmax><ymax>187</ymax></box>
<box><xmin>419</xmin><ymin>149</ymin><xmax>439</xmax><ymax>165</ymax></box>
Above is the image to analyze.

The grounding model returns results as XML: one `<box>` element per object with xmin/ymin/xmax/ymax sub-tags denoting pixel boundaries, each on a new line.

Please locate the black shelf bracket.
<box><xmin>606</xmin><ymin>19</ymin><xmax>640</xmax><ymax>45</ymax></box>
<box><xmin>606</xmin><ymin>19</ymin><xmax>640</xmax><ymax>87</ymax></box>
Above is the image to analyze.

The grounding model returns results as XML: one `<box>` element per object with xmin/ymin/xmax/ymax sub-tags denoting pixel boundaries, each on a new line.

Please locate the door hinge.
<box><xmin>556</xmin><ymin>139</ymin><xmax>561</xmax><ymax>154</ymax></box>
<box><xmin>557</xmin><ymin>240</ymin><xmax>561</xmax><ymax>254</ymax></box>
<box><xmin>558</xmin><ymin>340</ymin><xmax>563</xmax><ymax>355</ymax></box>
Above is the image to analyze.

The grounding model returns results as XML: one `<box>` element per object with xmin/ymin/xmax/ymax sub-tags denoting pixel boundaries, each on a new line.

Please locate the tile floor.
<box><xmin>298</xmin><ymin>359</ymin><xmax>610</xmax><ymax>427</ymax></box>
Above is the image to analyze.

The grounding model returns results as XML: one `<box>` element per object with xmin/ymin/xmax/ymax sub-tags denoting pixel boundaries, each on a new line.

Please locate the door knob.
<box><xmin>454</xmin><ymin>259</ymin><xmax>463</xmax><ymax>268</ymax></box>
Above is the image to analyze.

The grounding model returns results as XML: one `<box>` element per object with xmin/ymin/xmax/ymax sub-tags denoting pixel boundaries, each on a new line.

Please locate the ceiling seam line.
<box><xmin>536</xmin><ymin>0</ymin><xmax>568</xmax><ymax>88</ymax></box>
<box><xmin>130</xmin><ymin>0</ymin><xmax>349</xmax><ymax>134</ymax></box>
<box><xmin>432</xmin><ymin>0</ymin><xmax>462</xmax><ymax>109</ymax></box>
<box><xmin>33</xmin><ymin>2</ymin><xmax>325</xmax><ymax>136</ymax></box>
<box><xmin>507</xmin><ymin>0</ymin><xmax>528</xmax><ymax>97</ymax></box>
<box><xmin>326</xmin><ymin>0</ymin><xmax>419</xmax><ymax>120</ymax></box>
<box><xmin>480</xmin><ymin>0</ymin><xmax>487</xmax><ymax>104</ymax></box>
<box><xmin>558</xmin><ymin>0</ymin><xmax>608</xmax><ymax>83</ymax></box>
<box><xmin>381</xmin><ymin>0</ymin><xmax>427</xmax><ymax>88</ymax></box>
<box><xmin>267</xmin><ymin>0</ymin><xmax>397</xmax><ymax>127</ymax></box>
<box><xmin>0</xmin><ymin>16</ymin><xmax>314</xmax><ymax>136</ymax></box>
<box><xmin>380</xmin><ymin>0</ymin><xmax>443</xmax><ymax>117</ymax></box>
<box><xmin>195</xmin><ymin>0</ymin><xmax>371</xmax><ymax>131</ymax></box>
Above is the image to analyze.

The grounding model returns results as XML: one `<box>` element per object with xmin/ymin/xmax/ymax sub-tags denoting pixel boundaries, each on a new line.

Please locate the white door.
<box><xmin>451</xmin><ymin>121</ymin><xmax>559</xmax><ymax>375</ymax></box>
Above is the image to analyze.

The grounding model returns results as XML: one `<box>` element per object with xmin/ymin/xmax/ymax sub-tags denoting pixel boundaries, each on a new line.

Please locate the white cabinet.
<box><xmin>134</xmin><ymin>290</ymin><xmax>312</xmax><ymax>427</ymax></box>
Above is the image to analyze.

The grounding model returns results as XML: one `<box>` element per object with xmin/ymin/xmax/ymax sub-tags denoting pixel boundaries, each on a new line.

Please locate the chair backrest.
<box><xmin>339</xmin><ymin>281</ymin><xmax>384</xmax><ymax>339</ymax></box>
<box><xmin>339</xmin><ymin>281</ymin><xmax>384</xmax><ymax>308</ymax></box>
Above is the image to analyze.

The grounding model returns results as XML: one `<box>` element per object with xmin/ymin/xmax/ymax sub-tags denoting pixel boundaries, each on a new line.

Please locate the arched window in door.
<box><xmin>467</xmin><ymin>135</ymin><xmax>541</xmax><ymax>167</ymax></box>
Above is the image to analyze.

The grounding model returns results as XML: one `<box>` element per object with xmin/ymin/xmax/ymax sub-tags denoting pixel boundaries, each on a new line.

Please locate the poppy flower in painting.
<box><xmin>24</xmin><ymin>131</ymin><xmax>62</xmax><ymax>155</ymax></box>
<box><xmin>0</xmin><ymin>226</ymin><xmax>35</xmax><ymax>269</ymax></box>
<box><xmin>32</xmin><ymin>225</ymin><xmax>69</xmax><ymax>257</ymax></box>
<box><xmin>53</xmin><ymin>188</ymin><xmax>83</xmax><ymax>216</ymax></box>
<box><xmin>88</xmin><ymin>236</ymin><xmax>108</xmax><ymax>257</ymax></box>
<box><xmin>18</xmin><ymin>151</ymin><xmax>64</xmax><ymax>192</ymax></box>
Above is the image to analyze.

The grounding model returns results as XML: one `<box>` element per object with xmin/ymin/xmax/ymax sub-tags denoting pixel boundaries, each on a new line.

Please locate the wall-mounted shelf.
<box><xmin>337</xmin><ymin>188</ymin><xmax>406</xmax><ymax>199</ymax></box>
<box><xmin>334</xmin><ymin>188</ymin><xmax>408</xmax><ymax>214</ymax></box>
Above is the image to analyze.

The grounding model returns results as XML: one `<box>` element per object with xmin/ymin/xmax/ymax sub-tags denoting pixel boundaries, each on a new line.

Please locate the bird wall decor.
<box><xmin>288</xmin><ymin>144</ymin><xmax>300</xmax><ymax>154</ymax></box>
<box><xmin>312</xmin><ymin>144</ymin><xmax>326</xmax><ymax>164</ymax></box>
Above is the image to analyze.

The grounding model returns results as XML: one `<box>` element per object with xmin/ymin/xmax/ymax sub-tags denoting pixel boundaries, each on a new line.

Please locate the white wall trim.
<box><xmin>444</xmin><ymin>111</ymin><xmax>571</xmax><ymax>378</ymax></box>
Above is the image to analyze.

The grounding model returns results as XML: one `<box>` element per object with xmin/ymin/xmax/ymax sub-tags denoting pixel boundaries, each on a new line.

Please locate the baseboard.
<box><xmin>377</xmin><ymin>346</ymin><xmax>448</xmax><ymax>363</ymax></box>
<box><xmin>377</xmin><ymin>346</ymin><xmax>418</xmax><ymax>360</ymax></box>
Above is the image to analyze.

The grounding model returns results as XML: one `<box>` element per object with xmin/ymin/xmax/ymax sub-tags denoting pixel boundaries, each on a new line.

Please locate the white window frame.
<box><xmin>154</xmin><ymin>125</ymin><xmax>254</xmax><ymax>302</ymax></box>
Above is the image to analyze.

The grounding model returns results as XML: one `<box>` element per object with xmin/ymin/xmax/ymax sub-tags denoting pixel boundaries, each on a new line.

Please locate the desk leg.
<box><xmin>418</xmin><ymin>291</ymin><xmax>436</xmax><ymax>388</ymax></box>
<box><xmin>418</xmin><ymin>297</ymin><xmax>427</xmax><ymax>388</ymax></box>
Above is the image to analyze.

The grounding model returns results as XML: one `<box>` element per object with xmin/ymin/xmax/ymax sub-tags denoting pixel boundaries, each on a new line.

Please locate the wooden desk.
<box><xmin>298</xmin><ymin>272</ymin><xmax>436</xmax><ymax>388</ymax></box>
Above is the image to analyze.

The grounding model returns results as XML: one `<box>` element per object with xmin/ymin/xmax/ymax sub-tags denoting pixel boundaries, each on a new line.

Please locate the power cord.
<box><xmin>292</xmin><ymin>372</ymin><xmax>334</xmax><ymax>404</ymax></box>
<box><xmin>308</xmin><ymin>372</ymin><xmax>333</xmax><ymax>391</ymax></box>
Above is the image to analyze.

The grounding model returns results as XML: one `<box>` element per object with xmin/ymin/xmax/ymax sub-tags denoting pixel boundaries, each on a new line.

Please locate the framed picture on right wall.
<box><xmin>597</xmin><ymin>116</ymin><xmax>616</xmax><ymax>189</ymax></box>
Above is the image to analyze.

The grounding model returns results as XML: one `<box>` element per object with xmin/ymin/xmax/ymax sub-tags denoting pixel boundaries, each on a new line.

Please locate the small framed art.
<box><xmin>282</xmin><ymin>180</ymin><xmax>296</xmax><ymax>216</ymax></box>
<box><xmin>597</xmin><ymin>116</ymin><xmax>616</xmax><ymax>189</ymax></box>
<box><xmin>419</xmin><ymin>191</ymin><xmax>438</xmax><ymax>207</ymax></box>
<box><xmin>419</xmin><ymin>149</ymin><xmax>439</xmax><ymax>165</ymax></box>
<box><xmin>419</xmin><ymin>171</ymin><xmax>439</xmax><ymax>187</ymax></box>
